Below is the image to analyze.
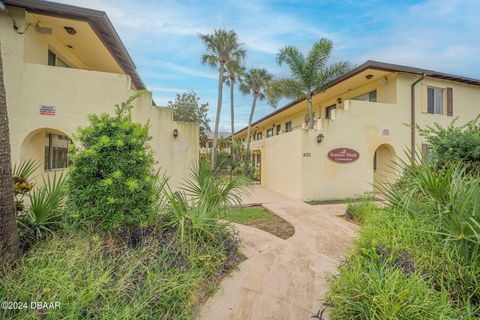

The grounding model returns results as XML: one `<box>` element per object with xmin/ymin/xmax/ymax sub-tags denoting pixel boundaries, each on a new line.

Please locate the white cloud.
<box><xmin>147</xmin><ymin>60</ymin><xmax>218</xmax><ymax>80</ymax></box>
<box><xmin>52</xmin><ymin>0</ymin><xmax>480</xmax><ymax>130</ymax></box>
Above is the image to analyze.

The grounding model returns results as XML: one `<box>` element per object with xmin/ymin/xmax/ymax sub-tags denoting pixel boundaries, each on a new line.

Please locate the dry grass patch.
<box><xmin>224</xmin><ymin>206</ymin><xmax>295</xmax><ymax>239</ymax></box>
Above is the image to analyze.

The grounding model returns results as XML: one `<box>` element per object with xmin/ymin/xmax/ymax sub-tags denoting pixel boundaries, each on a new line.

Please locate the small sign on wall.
<box><xmin>382</xmin><ymin>128</ymin><xmax>390</xmax><ymax>136</ymax></box>
<box><xmin>39</xmin><ymin>105</ymin><xmax>56</xmax><ymax>116</ymax></box>
<box><xmin>328</xmin><ymin>148</ymin><xmax>360</xmax><ymax>163</ymax></box>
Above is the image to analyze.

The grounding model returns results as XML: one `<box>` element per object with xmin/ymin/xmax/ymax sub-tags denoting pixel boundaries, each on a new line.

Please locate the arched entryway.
<box><xmin>373</xmin><ymin>144</ymin><xmax>395</xmax><ymax>192</ymax></box>
<box><xmin>20</xmin><ymin>128</ymin><xmax>73</xmax><ymax>175</ymax></box>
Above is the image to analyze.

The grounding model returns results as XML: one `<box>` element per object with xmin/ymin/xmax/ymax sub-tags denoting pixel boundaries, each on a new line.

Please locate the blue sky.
<box><xmin>58</xmin><ymin>0</ymin><xmax>480</xmax><ymax>132</ymax></box>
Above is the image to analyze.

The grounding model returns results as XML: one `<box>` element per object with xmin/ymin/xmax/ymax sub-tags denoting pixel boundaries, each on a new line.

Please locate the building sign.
<box><xmin>382</xmin><ymin>128</ymin><xmax>390</xmax><ymax>136</ymax></box>
<box><xmin>39</xmin><ymin>105</ymin><xmax>56</xmax><ymax>116</ymax></box>
<box><xmin>328</xmin><ymin>148</ymin><xmax>360</xmax><ymax>163</ymax></box>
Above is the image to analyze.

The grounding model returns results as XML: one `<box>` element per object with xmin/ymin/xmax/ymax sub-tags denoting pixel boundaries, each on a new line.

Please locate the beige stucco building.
<box><xmin>1</xmin><ymin>0</ymin><xmax>199</xmax><ymax>189</ymax></box>
<box><xmin>235</xmin><ymin>61</ymin><xmax>480</xmax><ymax>201</ymax></box>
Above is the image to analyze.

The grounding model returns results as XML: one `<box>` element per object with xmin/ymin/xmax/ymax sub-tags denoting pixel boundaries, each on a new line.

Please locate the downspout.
<box><xmin>410</xmin><ymin>73</ymin><xmax>426</xmax><ymax>161</ymax></box>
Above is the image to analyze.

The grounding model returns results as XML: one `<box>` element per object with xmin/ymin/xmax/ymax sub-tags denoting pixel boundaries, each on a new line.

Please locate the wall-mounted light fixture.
<box><xmin>317</xmin><ymin>133</ymin><xmax>325</xmax><ymax>143</ymax></box>
<box><xmin>173</xmin><ymin>128</ymin><xmax>178</xmax><ymax>138</ymax></box>
<box><xmin>336</xmin><ymin>97</ymin><xmax>342</xmax><ymax>104</ymax></box>
<box><xmin>35</xmin><ymin>22</ymin><xmax>52</xmax><ymax>35</ymax></box>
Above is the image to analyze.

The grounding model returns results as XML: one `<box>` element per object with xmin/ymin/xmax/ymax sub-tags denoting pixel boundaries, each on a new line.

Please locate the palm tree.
<box><xmin>240</xmin><ymin>68</ymin><xmax>273</xmax><ymax>169</ymax></box>
<box><xmin>267</xmin><ymin>38</ymin><xmax>351</xmax><ymax>129</ymax></box>
<box><xmin>200</xmin><ymin>29</ymin><xmax>246</xmax><ymax>171</ymax></box>
<box><xmin>225</xmin><ymin>59</ymin><xmax>245</xmax><ymax>164</ymax></box>
<box><xmin>0</xmin><ymin>42</ymin><xmax>19</xmax><ymax>266</ymax></box>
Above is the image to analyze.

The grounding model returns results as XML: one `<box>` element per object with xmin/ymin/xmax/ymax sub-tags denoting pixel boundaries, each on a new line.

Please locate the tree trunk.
<box><xmin>211</xmin><ymin>62</ymin><xmax>225</xmax><ymax>171</ymax></box>
<box><xmin>307</xmin><ymin>94</ymin><xmax>314</xmax><ymax>129</ymax></box>
<box><xmin>244</xmin><ymin>93</ymin><xmax>258</xmax><ymax>169</ymax></box>
<box><xmin>230</xmin><ymin>77</ymin><xmax>235</xmax><ymax>165</ymax></box>
<box><xmin>0</xmin><ymin>42</ymin><xmax>19</xmax><ymax>267</ymax></box>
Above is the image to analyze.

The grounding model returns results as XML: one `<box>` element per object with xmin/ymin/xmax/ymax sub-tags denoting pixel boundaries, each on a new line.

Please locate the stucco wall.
<box><xmin>261</xmin><ymin>130</ymin><xmax>303</xmax><ymax>199</ymax></box>
<box><xmin>1</xmin><ymin>7</ymin><xmax>198</xmax><ymax>190</ymax></box>
<box><xmin>244</xmin><ymin>71</ymin><xmax>480</xmax><ymax>201</ymax></box>
<box><xmin>300</xmin><ymin>101</ymin><xmax>404</xmax><ymax>201</ymax></box>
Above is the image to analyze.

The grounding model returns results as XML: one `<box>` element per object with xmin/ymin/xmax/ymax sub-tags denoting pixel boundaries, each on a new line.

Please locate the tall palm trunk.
<box><xmin>229</xmin><ymin>77</ymin><xmax>235</xmax><ymax>164</ymax></box>
<box><xmin>244</xmin><ymin>93</ymin><xmax>258</xmax><ymax>169</ymax></box>
<box><xmin>211</xmin><ymin>61</ymin><xmax>225</xmax><ymax>171</ymax></box>
<box><xmin>0</xmin><ymin>43</ymin><xmax>19</xmax><ymax>266</ymax></box>
<box><xmin>307</xmin><ymin>92</ymin><xmax>314</xmax><ymax>129</ymax></box>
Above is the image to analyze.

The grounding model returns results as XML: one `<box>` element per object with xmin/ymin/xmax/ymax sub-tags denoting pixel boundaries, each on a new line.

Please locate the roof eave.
<box><xmin>234</xmin><ymin>60</ymin><xmax>480</xmax><ymax>136</ymax></box>
<box><xmin>5</xmin><ymin>0</ymin><xmax>146</xmax><ymax>90</ymax></box>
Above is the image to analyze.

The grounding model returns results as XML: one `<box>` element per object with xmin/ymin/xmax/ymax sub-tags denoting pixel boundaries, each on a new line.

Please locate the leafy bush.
<box><xmin>379</xmin><ymin>160</ymin><xmax>480</xmax><ymax>264</ymax></box>
<box><xmin>329</xmin><ymin>154</ymin><xmax>480</xmax><ymax>318</ymax></box>
<box><xmin>19</xmin><ymin>173</ymin><xmax>67</xmax><ymax>238</ymax></box>
<box><xmin>163</xmin><ymin>161</ymin><xmax>250</xmax><ymax>248</ymax></box>
<box><xmin>417</xmin><ymin>115</ymin><xmax>480</xmax><ymax>171</ymax></box>
<box><xmin>328</xmin><ymin>255</ymin><xmax>456</xmax><ymax>320</ymax></box>
<box><xmin>345</xmin><ymin>193</ymin><xmax>377</xmax><ymax>224</ymax></box>
<box><xmin>12</xmin><ymin>161</ymin><xmax>67</xmax><ymax>252</ymax></box>
<box><xmin>0</xmin><ymin>229</ymin><xmax>239</xmax><ymax>319</ymax></box>
<box><xmin>67</xmin><ymin>93</ymin><xmax>158</xmax><ymax>231</ymax></box>
<box><xmin>12</xmin><ymin>160</ymin><xmax>38</xmax><ymax>214</ymax></box>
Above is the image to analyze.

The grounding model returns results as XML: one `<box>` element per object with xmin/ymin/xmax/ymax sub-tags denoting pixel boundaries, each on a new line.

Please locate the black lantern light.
<box><xmin>317</xmin><ymin>133</ymin><xmax>325</xmax><ymax>143</ymax></box>
<box><xmin>173</xmin><ymin>128</ymin><xmax>178</xmax><ymax>138</ymax></box>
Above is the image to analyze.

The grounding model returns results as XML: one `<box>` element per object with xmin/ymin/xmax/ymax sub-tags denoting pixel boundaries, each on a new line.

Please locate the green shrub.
<box><xmin>67</xmin><ymin>93</ymin><xmax>158</xmax><ymax>231</ymax></box>
<box><xmin>20</xmin><ymin>173</ymin><xmax>67</xmax><ymax>237</ymax></box>
<box><xmin>12</xmin><ymin>161</ymin><xmax>67</xmax><ymax>251</ymax></box>
<box><xmin>163</xmin><ymin>161</ymin><xmax>250</xmax><ymax>248</ymax></box>
<box><xmin>331</xmin><ymin>156</ymin><xmax>480</xmax><ymax>317</ymax></box>
<box><xmin>345</xmin><ymin>193</ymin><xmax>377</xmax><ymax>224</ymax></box>
<box><xmin>12</xmin><ymin>160</ymin><xmax>38</xmax><ymax>213</ymax></box>
<box><xmin>328</xmin><ymin>255</ymin><xmax>457</xmax><ymax>320</ymax></box>
<box><xmin>379</xmin><ymin>160</ymin><xmax>480</xmax><ymax>264</ymax></box>
<box><xmin>417</xmin><ymin>115</ymin><xmax>480</xmax><ymax>171</ymax></box>
<box><xmin>0</xmin><ymin>229</ymin><xmax>237</xmax><ymax>319</ymax></box>
<box><xmin>328</xmin><ymin>205</ymin><xmax>480</xmax><ymax>318</ymax></box>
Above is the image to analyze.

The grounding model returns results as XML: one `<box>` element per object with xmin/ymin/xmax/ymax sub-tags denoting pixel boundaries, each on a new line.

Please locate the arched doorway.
<box><xmin>373</xmin><ymin>144</ymin><xmax>395</xmax><ymax>193</ymax></box>
<box><xmin>20</xmin><ymin>128</ymin><xmax>73</xmax><ymax>177</ymax></box>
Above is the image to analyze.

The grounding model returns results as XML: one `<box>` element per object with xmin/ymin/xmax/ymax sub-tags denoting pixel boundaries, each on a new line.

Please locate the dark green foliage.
<box><xmin>345</xmin><ymin>193</ymin><xmax>376</xmax><ymax>224</ymax></box>
<box><xmin>379</xmin><ymin>159</ymin><xmax>480</xmax><ymax>264</ymax></box>
<box><xmin>329</xmin><ymin>255</ymin><xmax>456</xmax><ymax>320</ymax></box>
<box><xmin>12</xmin><ymin>161</ymin><xmax>67</xmax><ymax>252</ymax></box>
<box><xmin>168</xmin><ymin>90</ymin><xmax>211</xmax><ymax>147</ymax></box>
<box><xmin>67</xmin><ymin>93</ymin><xmax>158</xmax><ymax>231</ymax></box>
<box><xmin>163</xmin><ymin>161</ymin><xmax>250</xmax><ymax>248</ymax></box>
<box><xmin>417</xmin><ymin>115</ymin><xmax>480</xmax><ymax>171</ymax></box>
<box><xmin>12</xmin><ymin>160</ymin><xmax>37</xmax><ymax>214</ymax></box>
<box><xmin>0</xmin><ymin>228</ymin><xmax>240</xmax><ymax>319</ymax></box>
<box><xmin>21</xmin><ymin>173</ymin><xmax>67</xmax><ymax>238</ymax></box>
<box><xmin>328</xmin><ymin>158</ymin><xmax>480</xmax><ymax>319</ymax></box>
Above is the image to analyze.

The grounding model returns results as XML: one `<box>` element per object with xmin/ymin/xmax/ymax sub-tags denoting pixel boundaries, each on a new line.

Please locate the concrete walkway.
<box><xmin>198</xmin><ymin>186</ymin><xmax>358</xmax><ymax>320</ymax></box>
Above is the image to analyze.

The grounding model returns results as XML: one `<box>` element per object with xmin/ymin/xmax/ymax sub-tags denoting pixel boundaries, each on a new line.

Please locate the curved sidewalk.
<box><xmin>199</xmin><ymin>186</ymin><xmax>358</xmax><ymax>320</ymax></box>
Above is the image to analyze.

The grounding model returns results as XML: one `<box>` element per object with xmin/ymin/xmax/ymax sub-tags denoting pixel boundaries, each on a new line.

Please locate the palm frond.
<box><xmin>13</xmin><ymin>160</ymin><xmax>39</xmax><ymax>179</ymax></box>
<box><xmin>224</xmin><ymin>59</ymin><xmax>246</xmax><ymax>86</ymax></box>
<box><xmin>266</xmin><ymin>78</ymin><xmax>304</xmax><ymax>107</ymax></box>
<box><xmin>276</xmin><ymin>45</ymin><xmax>305</xmax><ymax>81</ymax></box>
<box><xmin>199</xmin><ymin>29</ymin><xmax>245</xmax><ymax>67</ymax></box>
<box><xmin>314</xmin><ymin>61</ymin><xmax>353</xmax><ymax>92</ymax></box>
<box><xmin>201</xmin><ymin>54</ymin><xmax>219</xmax><ymax>68</ymax></box>
<box><xmin>239</xmin><ymin>68</ymin><xmax>273</xmax><ymax>97</ymax></box>
<box><xmin>25</xmin><ymin>172</ymin><xmax>67</xmax><ymax>237</ymax></box>
<box><xmin>305</xmin><ymin>38</ymin><xmax>333</xmax><ymax>84</ymax></box>
<box><xmin>272</xmin><ymin>39</ymin><xmax>351</xmax><ymax>110</ymax></box>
